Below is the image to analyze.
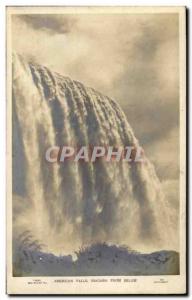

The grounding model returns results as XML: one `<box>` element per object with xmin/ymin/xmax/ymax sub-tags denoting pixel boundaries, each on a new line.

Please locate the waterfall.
<box><xmin>12</xmin><ymin>53</ymin><xmax>173</xmax><ymax>254</ymax></box>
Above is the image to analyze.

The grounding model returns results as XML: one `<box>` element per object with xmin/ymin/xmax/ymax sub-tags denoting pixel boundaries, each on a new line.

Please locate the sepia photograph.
<box><xmin>6</xmin><ymin>6</ymin><xmax>186</xmax><ymax>294</ymax></box>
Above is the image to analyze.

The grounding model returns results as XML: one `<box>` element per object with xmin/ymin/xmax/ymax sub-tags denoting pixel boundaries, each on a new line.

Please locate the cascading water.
<box><xmin>12</xmin><ymin>53</ymin><xmax>173</xmax><ymax>254</ymax></box>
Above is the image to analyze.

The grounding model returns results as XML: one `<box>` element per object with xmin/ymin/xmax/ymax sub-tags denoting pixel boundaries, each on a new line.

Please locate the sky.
<box><xmin>11</xmin><ymin>12</ymin><xmax>179</xmax><ymax>184</ymax></box>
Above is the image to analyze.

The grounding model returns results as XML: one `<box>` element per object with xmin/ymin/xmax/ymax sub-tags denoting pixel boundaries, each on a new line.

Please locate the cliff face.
<box><xmin>12</xmin><ymin>53</ymin><xmax>172</xmax><ymax>254</ymax></box>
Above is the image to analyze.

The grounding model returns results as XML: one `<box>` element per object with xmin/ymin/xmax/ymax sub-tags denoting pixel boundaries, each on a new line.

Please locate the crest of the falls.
<box><xmin>12</xmin><ymin>53</ymin><xmax>174</xmax><ymax>254</ymax></box>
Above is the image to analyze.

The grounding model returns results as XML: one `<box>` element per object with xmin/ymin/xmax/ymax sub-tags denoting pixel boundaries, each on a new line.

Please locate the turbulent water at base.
<box><xmin>12</xmin><ymin>53</ymin><xmax>174</xmax><ymax>254</ymax></box>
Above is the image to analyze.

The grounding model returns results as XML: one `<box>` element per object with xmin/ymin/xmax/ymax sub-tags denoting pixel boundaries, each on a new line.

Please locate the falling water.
<box><xmin>12</xmin><ymin>53</ymin><xmax>173</xmax><ymax>254</ymax></box>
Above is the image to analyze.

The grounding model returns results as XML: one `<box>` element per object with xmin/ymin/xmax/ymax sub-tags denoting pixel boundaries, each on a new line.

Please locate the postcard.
<box><xmin>6</xmin><ymin>6</ymin><xmax>186</xmax><ymax>294</ymax></box>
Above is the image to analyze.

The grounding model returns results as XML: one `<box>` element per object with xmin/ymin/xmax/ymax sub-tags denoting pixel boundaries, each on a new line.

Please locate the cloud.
<box><xmin>14</xmin><ymin>14</ymin><xmax>77</xmax><ymax>35</ymax></box>
<box><xmin>110</xmin><ymin>14</ymin><xmax>179</xmax><ymax>142</ymax></box>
